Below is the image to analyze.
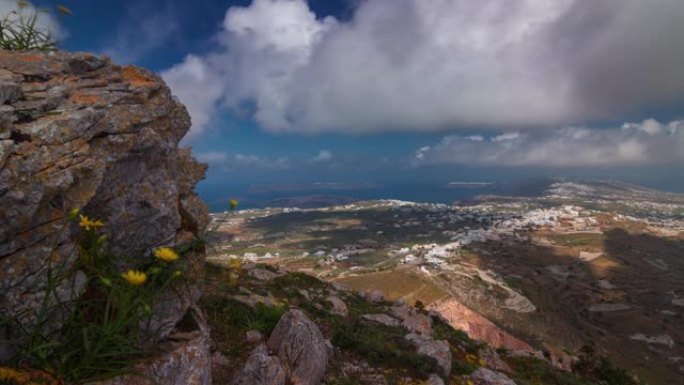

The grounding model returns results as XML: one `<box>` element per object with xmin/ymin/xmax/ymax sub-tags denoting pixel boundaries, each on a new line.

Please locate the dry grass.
<box><xmin>336</xmin><ymin>267</ymin><xmax>448</xmax><ymax>306</ymax></box>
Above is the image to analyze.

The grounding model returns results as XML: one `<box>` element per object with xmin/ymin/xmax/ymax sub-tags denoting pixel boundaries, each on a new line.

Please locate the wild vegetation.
<box><xmin>0</xmin><ymin>1</ymin><xmax>71</xmax><ymax>51</ymax></box>
<box><xmin>203</xmin><ymin>256</ymin><xmax>640</xmax><ymax>385</ymax></box>
<box><xmin>0</xmin><ymin>210</ymin><xmax>193</xmax><ymax>384</ymax></box>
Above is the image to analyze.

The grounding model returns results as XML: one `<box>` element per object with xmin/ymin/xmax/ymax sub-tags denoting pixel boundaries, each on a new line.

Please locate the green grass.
<box><xmin>0</xmin><ymin>4</ymin><xmax>65</xmax><ymax>51</ymax></box>
<box><xmin>332</xmin><ymin>320</ymin><xmax>443</xmax><ymax>381</ymax></box>
<box><xmin>547</xmin><ymin>233</ymin><xmax>604</xmax><ymax>249</ymax></box>
<box><xmin>200</xmin><ymin>296</ymin><xmax>285</xmax><ymax>358</ymax></box>
<box><xmin>507</xmin><ymin>356</ymin><xmax>588</xmax><ymax>385</ymax></box>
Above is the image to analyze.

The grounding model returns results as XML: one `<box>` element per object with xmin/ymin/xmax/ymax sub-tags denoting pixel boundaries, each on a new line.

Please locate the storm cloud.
<box><xmin>162</xmin><ymin>0</ymin><xmax>684</xmax><ymax>137</ymax></box>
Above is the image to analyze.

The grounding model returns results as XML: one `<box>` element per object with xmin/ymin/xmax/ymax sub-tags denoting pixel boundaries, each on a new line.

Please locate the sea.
<box><xmin>197</xmin><ymin>179</ymin><xmax>554</xmax><ymax>212</ymax></box>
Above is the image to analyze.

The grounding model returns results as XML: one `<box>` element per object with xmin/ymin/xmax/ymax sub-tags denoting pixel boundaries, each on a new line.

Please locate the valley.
<box><xmin>207</xmin><ymin>181</ymin><xmax>684</xmax><ymax>385</ymax></box>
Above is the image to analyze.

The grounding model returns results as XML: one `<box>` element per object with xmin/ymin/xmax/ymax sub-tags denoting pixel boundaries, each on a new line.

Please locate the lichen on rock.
<box><xmin>0</xmin><ymin>50</ymin><xmax>210</xmax><ymax>382</ymax></box>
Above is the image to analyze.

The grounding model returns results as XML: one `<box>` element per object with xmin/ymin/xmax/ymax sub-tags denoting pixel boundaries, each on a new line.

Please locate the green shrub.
<box><xmin>573</xmin><ymin>345</ymin><xmax>638</xmax><ymax>385</ymax></box>
<box><xmin>332</xmin><ymin>320</ymin><xmax>442</xmax><ymax>380</ymax></box>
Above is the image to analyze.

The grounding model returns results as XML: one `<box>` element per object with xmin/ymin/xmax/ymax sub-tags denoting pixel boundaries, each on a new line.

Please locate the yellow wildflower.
<box><xmin>0</xmin><ymin>367</ymin><xmax>61</xmax><ymax>385</ymax></box>
<box><xmin>122</xmin><ymin>270</ymin><xmax>147</xmax><ymax>286</ymax></box>
<box><xmin>0</xmin><ymin>367</ymin><xmax>30</xmax><ymax>383</ymax></box>
<box><xmin>229</xmin><ymin>199</ymin><xmax>238</xmax><ymax>210</ymax></box>
<box><xmin>78</xmin><ymin>214</ymin><xmax>104</xmax><ymax>231</ymax></box>
<box><xmin>154</xmin><ymin>247</ymin><xmax>179</xmax><ymax>262</ymax></box>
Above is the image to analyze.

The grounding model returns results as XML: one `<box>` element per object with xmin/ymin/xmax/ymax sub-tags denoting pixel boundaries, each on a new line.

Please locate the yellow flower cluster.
<box><xmin>0</xmin><ymin>367</ymin><xmax>60</xmax><ymax>385</ymax></box>
<box><xmin>154</xmin><ymin>247</ymin><xmax>178</xmax><ymax>262</ymax></box>
<box><xmin>78</xmin><ymin>214</ymin><xmax>104</xmax><ymax>231</ymax></box>
<box><xmin>0</xmin><ymin>367</ymin><xmax>30</xmax><ymax>384</ymax></box>
<box><xmin>121</xmin><ymin>270</ymin><xmax>147</xmax><ymax>286</ymax></box>
<box><xmin>229</xmin><ymin>199</ymin><xmax>238</xmax><ymax>210</ymax></box>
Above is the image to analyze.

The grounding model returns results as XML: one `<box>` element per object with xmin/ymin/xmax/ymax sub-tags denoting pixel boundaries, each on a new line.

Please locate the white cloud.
<box><xmin>162</xmin><ymin>55</ymin><xmax>225</xmax><ymax>140</ymax></box>
<box><xmin>312</xmin><ymin>150</ymin><xmax>332</xmax><ymax>162</ymax></box>
<box><xmin>195</xmin><ymin>151</ymin><xmax>291</xmax><ymax>171</ymax></box>
<box><xmin>413</xmin><ymin>119</ymin><xmax>684</xmax><ymax>167</ymax></box>
<box><xmin>195</xmin><ymin>151</ymin><xmax>228</xmax><ymax>164</ymax></box>
<box><xmin>0</xmin><ymin>0</ymin><xmax>66</xmax><ymax>41</ymax></box>
<box><xmin>163</xmin><ymin>0</ymin><xmax>684</xmax><ymax>137</ymax></box>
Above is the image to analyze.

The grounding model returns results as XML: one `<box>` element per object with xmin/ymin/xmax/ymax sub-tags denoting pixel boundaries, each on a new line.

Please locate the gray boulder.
<box><xmin>405</xmin><ymin>333</ymin><xmax>452</xmax><ymax>376</ymax></box>
<box><xmin>232</xmin><ymin>344</ymin><xmax>286</xmax><ymax>385</ymax></box>
<box><xmin>361</xmin><ymin>313</ymin><xmax>401</xmax><ymax>327</ymax></box>
<box><xmin>267</xmin><ymin>309</ymin><xmax>329</xmax><ymax>385</ymax></box>
<box><xmin>467</xmin><ymin>367</ymin><xmax>517</xmax><ymax>385</ymax></box>
<box><xmin>326</xmin><ymin>295</ymin><xmax>349</xmax><ymax>317</ymax></box>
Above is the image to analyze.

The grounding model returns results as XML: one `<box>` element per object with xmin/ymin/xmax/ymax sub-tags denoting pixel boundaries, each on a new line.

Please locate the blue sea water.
<box><xmin>197</xmin><ymin>180</ymin><xmax>550</xmax><ymax>212</ymax></box>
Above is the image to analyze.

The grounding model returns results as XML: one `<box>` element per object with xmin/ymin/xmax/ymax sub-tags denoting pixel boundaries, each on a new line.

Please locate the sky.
<box><xmin>15</xmin><ymin>0</ymin><xmax>684</xmax><ymax>193</ymax></box>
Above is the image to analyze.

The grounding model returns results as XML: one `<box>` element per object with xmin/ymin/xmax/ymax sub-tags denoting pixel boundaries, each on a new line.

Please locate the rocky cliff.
<box><xmin>0</xmin><ymin>51</ymin><xmax>209</xmax><ymax>383</ymax></box>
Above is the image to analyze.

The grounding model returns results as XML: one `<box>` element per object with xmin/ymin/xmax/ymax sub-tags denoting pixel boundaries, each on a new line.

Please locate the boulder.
<box><xmin>480</xmin><ymin>346</ymin><xmax>512</xmax><ymax>373</ymax></box>
<box><xmin>326</xmin><ymin>295</ymin><xmax>349</xmax><ymax>317</ymax></box>
<box><xmin>248</xmin><ymin>268</ymin><xmax>282</xmax><ymax>282</ymax></box>
<box><xmin>427</xmin><ymin>373</ymin><xmax>445</xmax><ymax>385</ymax></box>
<box><xmin>232</xmin><ymin>344</ymin><xmax>286</xmax><ymax>385</ymax></box>
<box><xmin>267</xmin><ymin>309</ymin><xmax>329</xmax><ymax>385</ymax></box>
<box><xmin>246</xmin><ymin>330</ymin><xmax>264</xmax><ymax>344</ymax></box>
<box><xmin>401</xmin><ymin>312</ymin><xmax>432</xmax><ymax>335</ymax></box>
<box><xmin>361</xmin><ymin>313</ymin><xmax>401</xmax><ymax>327</ymax></box>
<box><xmin>90</xmin><ymin>308</ymin><xmax>211</xmax><ymax>385</ymax></box>
<box><xmin>466</xmin><ymin>368</ymin><xmax>517</xmax><ymax>385</ymax></box>
<box><xmin>405</xmin><ymin>333</ymin><xmax>451</xmax><ymax>376</ymax></box>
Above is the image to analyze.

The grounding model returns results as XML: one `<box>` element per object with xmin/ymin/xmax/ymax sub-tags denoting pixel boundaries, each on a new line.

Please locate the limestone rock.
<box><xmin>326</xmin><ymin>295</ymin><xmax>348</xmax><ymax>317</ymax></box>
<box><xmin>90</xmin><ymin>308</ymin><xmax>212</xmax><ymax>385</ymax></box>
<box><xmin>267</xmin><ymin>309</ymin><xmax>329</xmax><ymax>385</ymax></box>
<box><xmin>390</xmin><ymin>304</ymin><xmax>432</xmax><ymax>334</ymax></box>
<box><xmin>361</xmin><ymin>313</ymin><xmax>401</xmax><ymax>327</ymax></box>
<box><xmin>232</xmin><ymin>344</ymin><xmax>286</xmax><ymax>385</ymax></box>
<box><xmin>246</xmin><ymin>330</ymin><xmax>264</xmax><ymax>344</ymax></box>
<box><xmin>467</xmin><ymin>367</ymin><xmax>517</xmax><ymax>385</ymax></box>
<box><xmin>248</xmin><ymin>268</ymin><xmax>282</xmax><ymax>282</ymax></box>
<box><xmin>427</xmin><ymin>373</ymin><xmax>445</xmax><ymax>385</ymax></box>
<box><xmin>0</xmin><ymin>51</ymin><xmax>208</xmax><ymax>354</ymax></box>
<box><xmin>405</xmin><ymin>333</ymin><xmax>452</xmax><ymax>376</ymax></box>
<box><xmin>480</xmin><ymin>346</ymin><xmax>512</xmax><ymax>373</ymax></box>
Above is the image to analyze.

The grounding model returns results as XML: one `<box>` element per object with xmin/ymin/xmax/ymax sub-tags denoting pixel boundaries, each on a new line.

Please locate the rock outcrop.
<box><xmin>267</xmin><ymin>309</ymin><xmax>330</xmax><ymax>385</ymax></box>
<box><xmin>0</xmin><ymin>51</ymin><xmax>209</xmax><ymax>380</ymax></box>
<box><xmin>467</xmin><ymin>367</ymin><xmax>518</xmax><ymax>385</ymax></box>
<box><xmin>232</xmin><ymin>344</ymin><xmax>286</xmax><ymax>385</ymax></box>
<box><xmin>404</xmin><ymin>333</ymin><xmax>452</xmax><ymax>376</ymax></box>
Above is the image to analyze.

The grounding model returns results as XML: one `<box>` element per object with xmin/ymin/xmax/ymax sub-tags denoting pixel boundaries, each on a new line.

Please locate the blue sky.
<box><xmin>24</xmin><ymin>0</ymin><xmax>684</xmax><ymax>192</ymax></box>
